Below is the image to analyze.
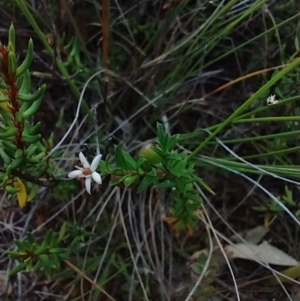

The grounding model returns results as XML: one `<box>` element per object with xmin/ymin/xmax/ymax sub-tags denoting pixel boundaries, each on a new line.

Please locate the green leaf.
<box><xmin>26</xmin><ymin>232</ymin><xmax>36</xmax><ymax>245</ymax></box>
<box><xmin>6</xmin><ymin>250</ymin><xmax>21</xmax><ymax>259</ymax></box>
<box><xmin>58</xmin><ymin>222</ymin><xmax>67</xmax><ymax>243</ymax></box>
<box><xmin>154</xmin><ymin>181</ymin><xmax>175</xmax><ymax>189</ymax></box>
<box><xmin>14</xmin><ymin>240</ymin><xmax>26</xmax><ymax>252</ymax></box>
<box><xmin>295</xmin><ymin>34</ymin><xmax>300</xmax><ymax>51</ymax></box>
<box><xmin>137</xmin><ymin>174</ymin><xmax>156</xmax><ymax>193</ymax></box>
<box><xmin>115</xmin><ymin>144</ymin><xmax>123</xmax><ymax>168</ymax></box>
<box><xmin>99</xmin><ymin>159</ymin><xmax>113</xmax><ymax>172</ymax></box>
<box><xmin>49</xmin><ymin>248</ymin><xmax>67</xmax><ymax>254</ymax></box>
<box><xmin>28</xmin><ymin>242</ymin><xmax>37</xmax><ymax>252</ymax></box>
<box><xmin>49</xmin><ymin>149</ymin><xmax>64</xmax><ymax>159</ymax></box>
<box><xmin>192</xmin><ymin>254</ymin><xmax>208</xmax><ymax>274</ymax></box>
<box><xmin>185</xmin><ymin>192</ymin><xmax>202</xmax><ymax>203</ymax></box>
<box><xmin>110</xmin><ymin>174</ymin><xmax>127</xmax><ymax>186</ymax></box>
<box><xmin>9</xmin><ymin>263</ymin><xmax>26</xmax><ymax>276</ymax></box>
<box><xmin>25</xmin><ymin>258</ymin><xmax>33</xmax><ymax>272</ymax></box>
<box><xmin>198</xmin><ymin>178</ymin><xmax>215</xmax><ymax>195</ymax></box>
<box><xmin>51</xmin><ymin>254</ymin><xmax>61</xmax><ymax>271</ymax></box>
<box><xmin>32</xmin><ymin>260</ymin><xmax>43</xmax><ymax>273</ymax></box>
<box><xmin>39</xmin><ymin>254</ymin><xmax>54</xmax><ymax>268</ymax></box>
<box><xmin>34</xmin><ymin>246</ymin><xmax>49</xmax><ymax>256</ymax></box>
<box><xmin>269</xmin><ymin>206</ymin><xmax>283</xmax><ymax>213</ymax></box>
<box><xmin>42</xmin><ymin>229</ymin><xmax>53</xmax><ymax>248</ymax></box>
<box><xmin>166</xmin><ymin>135</ymin><xmax>179</xmax><ymax>152</ymax></box>
<box><xmin>123</xmin><ymin>175</ymin><xmax>139</xmax><ymax>187</ymax></box>
<box><xmin>49</xmin><ymin>231</ymin><xmax>58</xmax><ymax>248</ymax></box>
<box><xmin>156</xmin><ymin>123</ymin><xmax>166</xmax><ymax>147</ymax></box>
<box><xmin>39</xmin><ymin>254</ymin><xmax>54</xmax><ymax>278</ymax></box>
<box><xmin>57</xmin><ymin>252</ymin><xmax>70</xmax><ymax>260</ymax></box>
<box><xmin>121</xmin><ymin>150</ymin><xmax>137</xmax><ymax>170</ymax></box>
<box><xmin>251</xmin><ymin>206</ymin><xmax>267</xmax><ymax>212</ymax></box>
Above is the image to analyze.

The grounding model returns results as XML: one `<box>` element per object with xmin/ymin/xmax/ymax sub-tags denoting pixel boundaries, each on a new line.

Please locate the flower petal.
<box><xmin>91</xmin><ymin>154</ymin><xmax>102</xmax><ymax>171</ymax></box>
<box><xmin>79</xmin><ymin>152</ymin><xmax>90</xmax><ymax>168</ymax></box>
<box><xmin>68</xmin><ymin>170</ymin><xmax>82</xmax><ymax>178</ymax></box>
<box><xmin>68</xmin><ymin>170</ymin><xmax>83</xmax><ymax>178</ymax></box>
<box><xmin>85</xmin><ymin>177</ymin><xmax>92</xmax><ymax>194</ymax></box>
<box><xmin>92</xmin><ymin>171</ymin><xmax>102</xmax><ymax>184</ymax></box>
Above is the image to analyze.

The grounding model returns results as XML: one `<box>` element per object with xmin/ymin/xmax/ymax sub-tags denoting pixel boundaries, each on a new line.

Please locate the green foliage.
<box><xmin>61</xmin><ymin>222</ymin><xmax>96</xmax><ymax>249</ymax></box>
<box><xmin>7</xmin><ymin>230</ymin><xmax>68</xmax><ymax>279</ymax></box>
<box><xmin>4</xmin><ymin>2</ymin><xmax>300</xmax><ymax>299</ymax></box>
<box><xmin>101</xmin><ymin>123</ymin><xmax>203</xmax><ymax>228</ymax></box>
<box><xmin>0</xmin><ymin>24</ymin><xmax>60</xmax><ymax>208</ymax></box>
<box><xmin>252</xmin><ymin>185</ymin><xmax>300</xmax><ymax>217</ymax></box>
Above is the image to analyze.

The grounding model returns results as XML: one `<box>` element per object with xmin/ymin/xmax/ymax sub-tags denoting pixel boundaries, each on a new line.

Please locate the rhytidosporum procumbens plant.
<box><xmin>102</xmin><ymin>123</ymin><xmax>203</xmax><ymax>232</ymax></box>
<box><xmin>0</xmin><ymin>24</ymin><xmax>58</xmax><ymax>208</ymax></box>
<box><xmin>68</xmin><ymin>123</ymin><xmax>203</xmax><ymax>232</ymax></box>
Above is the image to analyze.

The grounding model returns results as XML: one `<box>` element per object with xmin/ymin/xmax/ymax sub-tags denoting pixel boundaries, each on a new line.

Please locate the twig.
<box><xmin>0</xmin><ymin>168</ymin><xmax>59</xmax><ymax>187</ymax></box>
<box><xmin>64</xmin><ymin>259</ymin><xmax>116</xmax><ymax>301</ymax></box>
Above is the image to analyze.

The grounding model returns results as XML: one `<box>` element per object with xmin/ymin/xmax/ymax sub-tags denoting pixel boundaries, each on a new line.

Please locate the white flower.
<box><xmin>68</xmin><ymin>152</ymin><xmax>102</xmax><ymax>194</ymax></box>
<box><xmin>267</xmin><ymin>95</ymin><xmax>278</xmax><ymax>105</ymax></box>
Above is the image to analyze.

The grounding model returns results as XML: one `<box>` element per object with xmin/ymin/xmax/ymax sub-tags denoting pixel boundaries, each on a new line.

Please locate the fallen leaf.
<box><xmin>13</xmin><ymin>178</ymin><xmax>27</xmax><ymax>209</ymax></box>
<box><xmin>231</xmin><ymin>225</ymin><xmax>269</xmax><ymax>244</ymax></box>
<box><xmin>244</xmin><ymin>225</ymin><xmax>269</xmax><ymax>244</ymax></box>
<box><xmin>225</xmin><ymin>241</ymin><xmax>299</xmax><ymax>266</ymax></box>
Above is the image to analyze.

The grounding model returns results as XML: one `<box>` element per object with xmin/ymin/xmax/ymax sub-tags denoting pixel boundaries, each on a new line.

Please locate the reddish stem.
<box><xmin>0</xmin><ymin>46</ymin><xmax>24</xmax><ymax>149</ymax></box>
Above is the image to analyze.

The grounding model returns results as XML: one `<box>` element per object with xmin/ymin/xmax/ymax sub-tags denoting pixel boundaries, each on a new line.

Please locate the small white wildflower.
<box><xmin>68</xmin><ymin>152</ymin><xmax>102</xmax><ymax>194</ymax></box>
<box><xmin>267</xmin><ymin>95</ymin><xmax>278</xmax><ymax>105</ymax></box>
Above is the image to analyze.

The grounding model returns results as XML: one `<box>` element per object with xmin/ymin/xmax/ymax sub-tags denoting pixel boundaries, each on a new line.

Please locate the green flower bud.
<box><xmin>139</xmin><ymin>144</ymin><xmax>162</xmax><ymax>165</ymax></box>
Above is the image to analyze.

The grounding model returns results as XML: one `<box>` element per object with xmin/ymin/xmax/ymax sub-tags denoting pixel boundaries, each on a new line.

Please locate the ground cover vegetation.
<box><xmin>0</xmin><ymin>0</ymin><xmax>300</xmax><ymax>300</ymax></box>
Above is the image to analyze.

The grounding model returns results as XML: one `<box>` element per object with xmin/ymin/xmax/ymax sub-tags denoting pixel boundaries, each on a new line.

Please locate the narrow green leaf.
<box><xmin>39</xmin><ymin>254</ymin><xmax>54</xmax><ymax>278</ymax></box>
<box><xmin>49</xmin><ymin>231</ymin><xmax>58</xmax><ymax>248</ymax></box>
<box><xmin>42</xmin><ymin>229</ymin><xmax>53</xmax><ymax>248</ymax></box>
<box><xmin>154</xmin><ymin>181</ymin><xmax>175</xmax><ymax>189</ymax></box>
<box><xmin>156</xmin><ymin>123</ymin><xmax>166</xmax><ymax>146</ymax></box>
<box><xmin>9</xmin><ymin>262</ymin><xmax>26</xmax><ymax>276</ymax></box>
<box><xmin>34</xmin><ymin>246</ymin><xmax>49</xmax><ymax>256</ymax></box>
<box><xmin>121</xmin><ymin>150</ymin><xmax>137</xmax><ymax>170</ymax></box>
<box><xmin>110</xmin><ymin>174</ymin><xmax>127</xmax><ymax>186</ymax></box>
<box><xmin>39</xmin><ymin>254</ymin><xmax>55</xmax><ymax>269</ymax></box>
<box><xmin>51</xmin><ymin>254</ymin><xmax>61</xmax><ymax>271</ymax></box>
<box><xmin>25</xmin><ymin>259</ymin><xmax>33</xmax><ymax>272</ymax></box>
<box><xmin>32</xmin><ymin>260</ymin><xmax>43</xmax><ymax>273</ymax></box>
<box><xmin>49</xmin><ymin>248</ymin><xmax>66</xmax><ymax>254</ymax></box>
<box><xmin>251</xmin><ymin>206</ymin><xmax>267</xmax><ymax>212</ymax></box>
<box><xmin>57</xmin><ymin>252</ymin><xmax>70</xmax><ymax>260</ymax></box>
<box><xmin>115</xmin><ymin>145</ymin><xmax>123</xmax><ymax>168</ymax></box>
<box><xmin>14</xmin><ymin>240</ymin><xmax>26</xmax><ymax>252</ymax></box>
<box><xmin>123</xmin><ymin>175</ymin><xmax>139</xmax><ymax>187</ymax></box>
<box><xmin>137</xmin><ymin>174</ymin><xmax>156</xmax><ymax>193</ymax></box>
<box><xmin>26</xmin><ymin>232</ymin><xmax>36</xmax><ymax>244</ymax></box>
<box><xmin>166</xmin><ymin>135</ymin><xmax>179</xmax><ymax>152</ymax></box>
<box><xmin>6</xmin><ymin>250</ymin><xmax>21</xmax><ymax>259</ymax></box>
<box><xmin>58</xmin><ymin>222</ymin><xmax>67</xmax><ymax>243</ymax></box>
